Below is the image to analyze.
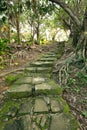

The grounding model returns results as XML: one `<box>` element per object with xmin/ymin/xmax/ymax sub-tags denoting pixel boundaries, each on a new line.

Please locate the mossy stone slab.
<box><xmin>50</xmin><ymin>113</ymin><xmax>79</xmax><ymax>130</ymax></box>
<box><xmin>20</xmin><ymin>115</ymin><xmax>31</xmax><ymax>130</ymax></box>
<box><xmin>0</xmin><ymin>119</ymin><xmax>23</xmax><ymax>130</ymax></box>
<box><xmin>50</xmin><ymin>99</ymin><xmax>63</xmax><ymax>113</ymax></box>
<box><xmin>15</xmin><ymin>77</ymin><xmax>32</xmax><ymax>84</ymax></box>
<box><xmin>44</xmin><ymin>54</ymin><xmax>57</xmax><ymax>58</ymax></box>
<box><xmin>20</xmin><ymin>115</ymin><xmax>41</xmax><ymax>130</ymax></box>
<box><xmin>7</xmin><ymin>84</ymin><xmax>32</xmax><ymax>98</ymax></box>
<box><xmin>25</xmin><ymin>67</ymin><xmax>37</xmax><ymax>73</ymax></box>
<box><xmin>32</xmin><ymin>77</ymin><xmax>46</xmax><ymax>84</ymax></box>
<box><xmin>35</xmin><ymin>81</ymin><xmax>62</xmax><ymax>95</ymax></box>
<box><xmin>34</xmin><ymin>98</ymin><xmax>48</xmax><ymax>112</ymax></box>
<box><xmin>30</xmin><ymin>61</ymin><xmax>53</xmax><ymax>67</ymax></box>
<box><xmin>19</xmin><ymin>99</ymin><xmax>33</xmax><ymax>114</ymax></box>
<box><xmin>36</xmin><ymin>67</ymin><xmax>52</xmax><ymax>73</ymax></box>
<box><xmin>24</xmin><ymin>72</ymin><xmax>51</xmax><ymax>78</ymax></box>
<box><xmin>38</xmin><ymin>57</ymin><xmax>56</xmax><ymax>62</ymax></box>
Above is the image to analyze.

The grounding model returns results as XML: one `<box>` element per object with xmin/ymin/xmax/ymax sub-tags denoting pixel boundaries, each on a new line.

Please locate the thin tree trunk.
<box><xmin>0</xmin><ymin>25</ymin><xmax>2</xmax><ymax>38</ymax></box>
<box><xmin>7</xmin><ymin>0</ymin><xmax>11</xmax><ymax>43</ymax></box>
<box><xmin>16</xmin><ymin>14</ymin><xmax>20</xmax><ymax>44</ymax></box>
<box><xmin>36</xmin><ymin>18</ymin><xmax>40</xmax><ymax>44</ymax></box>
<box><xmin>16</xmin><ymin>0</ymin><xmax>20</xmax><ymax>44</ymax></box>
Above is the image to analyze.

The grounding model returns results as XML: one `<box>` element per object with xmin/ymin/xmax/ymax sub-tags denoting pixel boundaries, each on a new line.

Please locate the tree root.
<box><xmin>0</xmin><ymin>68</ymin><xmax>25</xmax><ymax>78</ymax></box>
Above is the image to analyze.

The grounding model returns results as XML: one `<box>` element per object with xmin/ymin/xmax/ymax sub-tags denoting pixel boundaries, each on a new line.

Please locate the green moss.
<box><xmin>0</xmin><ymin>119</ymin><xmax>23</xmax><ymax>130</ymax></box>
<box><xmin>7</xmin><ymin>91</ymin><xmax>32</xmax><ymax>99</ymax></box>
<box><xmin>0</xmin><ymin>100</ymin><xmax>20</xmax><ymax>120</ymax></box>
<box><xmin>59</xmin><ymin>98</ymin><xmax>70</xmax><ymax>113</ymax></box>
<box><xmin>69</xmin><ymin>118</ymin><xmax>79</xmax><ymax>130</ymax></box>
<box><xmin>5</xmin><ymin>74</ymin><xmax>23</xmax><ymax>86</ymax></box>
<box><xmin>36</xmin><ymin>88</ymin><xmax>62</xmax><ymax>96</ymax></box>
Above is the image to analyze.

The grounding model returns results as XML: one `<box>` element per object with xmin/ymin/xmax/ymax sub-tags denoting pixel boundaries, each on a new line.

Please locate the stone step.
<box><xmin>15</xmin><ymin>76</ymin><xmax>46</xmax><ymax>85</ymax></box>
<box><xmin>7</xmin><ymin>80</ymin><xmax>62</xmax><ymax>98</ymax></box>
<box><xmin>25</xmin><ymin>66</ymin><xmax>52</xmax><ymax>73</ymax></box>
<box><xmin>7</xmin><ymin>84</ymin><xmax>32</xmax><ymax>98</ymax></box>
<box><xmin>38</xmin><ymin>57</ymin><xmax>57</xmax><ymax>62</ymax></box>
<box><xmin>34</xmin><ymin>80</ymin><xmax>62</xmax><ymax>95</ymax></box>
<box><xmin>43</xmin><ymin>54</ymin><xmax>57</xmax><ymax>58</ymax></box>
<box><xmin>30</xmin><ymin>61</ymin><xmax>54</xmax><ymax>67</ymax></box>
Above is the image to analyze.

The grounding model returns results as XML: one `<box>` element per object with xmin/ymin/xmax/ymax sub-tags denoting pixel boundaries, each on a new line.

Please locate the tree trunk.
<box><xmin>36</xmin><ymin>17</ymin><xmax>40</xmax><ymax>44</ymax></box>
<box><xmin>7</xmin><ymin>0</ymin><xmax>11</xmax><ymax>43</ymax></box>
<box><xmin>0</xmin><ymin>25</ymin><xmax>2</xmax><ymax>38</ymax></box>
<box><xmin>8</xmin><ymin>23</ymin><xmax>11</xmax><ymax>43</ymax></box>
<box><xmin>16</xmin><ymin>13</ymin><xmax>20</xmax><ymax>44</ymax></box>
<box><xmin>49</xmin><ymin>0</ymin><xmax>87</xmax><ymax>60</ymax></box>
<box><xmin>16</xmin><ymin>0</ymin><xmax>20</xmax><ymax>44</ymax></box>
<box><xmin>75</xmin><ymin>7</ymin><xmax>87</xmax><ymax>60</ymax></box>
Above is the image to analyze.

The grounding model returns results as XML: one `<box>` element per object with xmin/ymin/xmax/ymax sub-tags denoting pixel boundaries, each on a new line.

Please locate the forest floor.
<box><xmin>0</xmin><ymin>42</ymin><xmax>87</xmax><ymax>130</ymax></box>
<box><xmin>53</xmin><ymin>44</ymin><xmax>87</xmax><ymax>130</ymax></box>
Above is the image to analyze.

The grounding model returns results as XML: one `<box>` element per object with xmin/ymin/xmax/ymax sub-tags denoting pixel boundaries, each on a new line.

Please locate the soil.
<box><xmin>0</xmin><ymin>42</ymin><xmax>87</xmax><ymax>130</ymax></box>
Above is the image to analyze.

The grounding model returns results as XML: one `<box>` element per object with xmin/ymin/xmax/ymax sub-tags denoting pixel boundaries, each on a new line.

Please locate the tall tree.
<box><xmin>49</xmin><ymin>0</ymin><xmax>87</xmax><ymax>60</ymax></box>
<box><xmin>26</xmin><ymin>0</ymin><xmax>54</xmax><ymax>44</ymax></box>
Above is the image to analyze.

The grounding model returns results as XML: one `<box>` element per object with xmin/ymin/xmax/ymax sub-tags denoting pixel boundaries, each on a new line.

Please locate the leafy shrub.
<box><xmin>67</xmin><ymin>78</ymin><xmax>76</xmax><ymax>85</ymax></box>
<box><xmin>5</xmin><ymin>74</ymin><xmax>22</xmax><ymax>85</ymax></box>
<box><xmin>76</xmin><ymin>71</ymin><xmax>87</xmax><ymax>87</ymax></box>
<box><xmin>0</xmin><ymin>38</ymin><xmax>9</xmax><ymax>55</ymax></box>
<box><xmin>82</xmin><ymin>110</ymin><xmax>87</xmax><ymax>117</ymax></box>
<box><xmin>5</xmin><ymin>75</ymin><xmax>17</xmax><ymax>85</ymax></box>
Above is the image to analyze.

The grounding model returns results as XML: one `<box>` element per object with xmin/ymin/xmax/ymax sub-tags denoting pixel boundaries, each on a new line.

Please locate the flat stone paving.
<box><xmin>0</xmin><ymin>44</ymin><xmax>79</xmax><ymax>130</ymax></box>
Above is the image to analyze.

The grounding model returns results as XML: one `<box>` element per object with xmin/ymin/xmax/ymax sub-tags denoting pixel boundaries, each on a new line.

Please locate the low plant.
<box><xmin>5</xmin><ymin>74</ymin><xmax>23</xmax><ymax>86</ymax></box>
<box><xmin>76</xmin><ymin>71</ymin><xmax>87</xmax><ymax>87</ymax></box>
<box><xmin>0</xmin><ymin>38</ymin><xmax>9</xmax><ymax>55</ymax></box>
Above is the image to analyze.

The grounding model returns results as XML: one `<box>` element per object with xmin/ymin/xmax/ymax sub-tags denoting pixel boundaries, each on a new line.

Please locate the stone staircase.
<box><xmin>0</xmin><ymin>44</ymin><xmax>79</xmax><ymax>130</ymax></box>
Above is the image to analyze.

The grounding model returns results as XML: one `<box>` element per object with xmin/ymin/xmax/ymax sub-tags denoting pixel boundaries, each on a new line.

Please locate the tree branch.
<box><xmin>49</xmin><ymin>0</ymin><xmax>81</xmax><ymax>27</ymax></box>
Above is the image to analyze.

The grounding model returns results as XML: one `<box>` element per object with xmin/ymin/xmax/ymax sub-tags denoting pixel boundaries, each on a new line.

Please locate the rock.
<box><xmin>34</xmin><ymin>98</ymin><xmax>48</xmax><ymax>112</ymax></box>
<box><xmin>51</xmin><ymin>99</ymin><xmax>62</xmax><ymax>112</ymax></box>
<box><xmin>25</xmin><ymin>67</ymin><xmax>37</xmax><ymax>73</ymax></box>
<box><xmin>21</xmin><ymin>115</ymin><xmax>31</xmax><ymax>130</ymax></box>
<box><xmin>3</xmin><ymin>119</ymin><xmax>23</xmax><ymax>130</ymax></box>
<box><xmin>50</xmin><ymin>113</ymin><xmax>79</xmax><ymax>130</ymax></box>
<box><xmin>30</xmin><ymin>61</ymin><xmax>53</xmax><ymax>67</ymax></box>
<box><xmin>19</xmin><ymin>99</ymin><xmax>33</xmax><ymax>114</ymax></box>
<box><xmin>36</xmin><ymin>67</ymin><xmax>52</xmax><ymax>73</ymax></box>
<box><xmin>35</xmin><ymin>81</ymin><xmax>62</xmax><ymax>95</ymax></box>
<box><xmin>7</xmin><ymin>84</ymin><xmax>32</xmax><ymax>98</ymax></box>
<box><xmin>40</xmin><ymin>115</ymin><xmax>47</xmax><ymax>127</ymax></box>
<box><xmin>15</xmin><ymin>77</ymin><xmax>32</xmax><ymax>84</ymax></box>
<box><xmin>39</xmin><ymin>57</ymin><xmax>56</xmax><ymax>62</ymax></box>
<box><xmin>32</xmin><ymin>77</ymin><xmax>45</xmax><ymax>84</ymax></box>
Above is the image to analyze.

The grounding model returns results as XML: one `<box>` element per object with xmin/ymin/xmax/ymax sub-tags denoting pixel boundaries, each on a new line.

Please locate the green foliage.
<box><xmin>0</xmin><ymin>38</ymin><xmax>9</xmax><ymax>55</ymax></box>
<box><xmin>82</xmin><ymin>110</ymin><xmax>87</xmax><ymax>118</ymax></box>
<box><xmin>13</xmin><ymin>34</ymin><xmax>18</xmax><ymax>43</ymax></box>
<box><xmin>0</xmin><ymin>0</ymin><xmax>7</xmax><ymax>12</ymax></box>
<box><xmin>40</xmin><ymin>38</ymin><xmax>47</xmax><ymax>45</ymax></box>
<box><xmin>0</xmin><ymin>100</ymin><xmax>20</xmax><ymax>120</ymax></box>
<box><xmin>67</xmin><ymin>78</ymin><xmax>76</xmax><ymax>85</ymax></box>
<box><xmin>76</xmin><ymin>71</ymin><xmax>87</xmax><ymax>86</ymax></box>
<box><xmin>5</xmin><ymin>74</ymin><xmax>23</xmax><ymax>86</ymax></box>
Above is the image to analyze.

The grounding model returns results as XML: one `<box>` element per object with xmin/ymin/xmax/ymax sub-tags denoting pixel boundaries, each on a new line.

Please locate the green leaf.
<box><xmin>82</xmin><ymin>110</ymin><xmax>87</xmax><ymax>117</ymax></box>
